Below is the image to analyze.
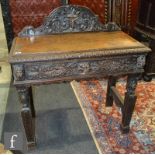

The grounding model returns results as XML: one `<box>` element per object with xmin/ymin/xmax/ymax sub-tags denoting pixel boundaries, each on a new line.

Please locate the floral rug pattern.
<box><xmin>71</xmin><ymin>78</ymin><xmax>155</xmax><ymax>154</ymax></box>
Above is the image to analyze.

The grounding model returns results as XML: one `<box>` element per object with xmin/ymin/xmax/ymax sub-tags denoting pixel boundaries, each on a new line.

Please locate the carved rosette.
<box><xmin>18</xmin><ymin>5</ymin><xmax>120</xmax><ymax>37</ymax></box>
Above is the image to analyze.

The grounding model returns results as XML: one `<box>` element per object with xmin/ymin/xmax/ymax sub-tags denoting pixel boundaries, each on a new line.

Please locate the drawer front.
<box><xmin>12</xmin><ymin>55</ymin><xmax>146</xmax><ymax>83</ymax></box>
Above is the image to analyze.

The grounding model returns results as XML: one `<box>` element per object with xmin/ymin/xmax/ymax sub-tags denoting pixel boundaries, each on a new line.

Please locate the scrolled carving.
<box><xmin>18</xmin><ymin>5</ymin><xmax>120</xmax><ymax>37</ymax></box>
<box><xmin>104</xmin><ymin>22</ymin><xmax>121</xmax><ymax>31</ymax></box>
<box><xmin>21</xmin><ymin>55</ymin><xmax>143</xmax><ymax>81</ymax></box>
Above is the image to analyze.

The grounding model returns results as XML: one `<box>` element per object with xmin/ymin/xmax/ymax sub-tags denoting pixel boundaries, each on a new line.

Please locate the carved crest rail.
<box><xmin>18</xmin><ymin>5</ymin><xmax>120</xmax><ymax>37</ymax></box>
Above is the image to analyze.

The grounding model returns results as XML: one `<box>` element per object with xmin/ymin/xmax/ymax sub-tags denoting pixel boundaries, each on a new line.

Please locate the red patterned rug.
<box><xmin>71</xmin><ymin>78</ymin><xmax>155</xmax><ymax>154</ymax></box>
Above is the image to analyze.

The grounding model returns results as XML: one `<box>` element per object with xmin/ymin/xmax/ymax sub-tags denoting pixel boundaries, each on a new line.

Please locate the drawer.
<box><xmin>12</xmin><ymin>54</ymin><xmax>146</xmax><ymax>83</ymax></box>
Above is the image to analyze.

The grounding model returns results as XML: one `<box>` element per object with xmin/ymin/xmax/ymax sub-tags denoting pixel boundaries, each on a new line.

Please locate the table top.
<box><xmin>10</xmin><ymin>31</ymin><xmax>150</xmax><ymax>63</ymax></box>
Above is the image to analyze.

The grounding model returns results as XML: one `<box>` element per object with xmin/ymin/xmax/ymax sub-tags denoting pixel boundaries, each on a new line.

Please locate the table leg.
<box><xmin>16</xmin><ymin>86</ymin><xmax>36</xmax><ymax>149</ymax></box>
<box><xmin>29</xmin><ymin>87</ymin><xmax>36</xmax><ymax>118</ymax></box>
<box><xmin>121</xmin><ymin>74</ymin><xmax>138</xmax><ymax>133</ymax></box>
<box><xmin>106</xmin><ymin>76</ymin><xmax>117</xmax><ymax>106</ymax></box>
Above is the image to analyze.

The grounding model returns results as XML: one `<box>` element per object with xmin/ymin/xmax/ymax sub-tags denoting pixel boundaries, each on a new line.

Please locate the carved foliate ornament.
<box><xmin>21</xmin><ymin>55</ymin><xmax>143</xmax><ymax>81</ymax></box>
<box><xmin>18</xmin><ymin>5</ymin><xmax>120</xmax><ymax>37</ymax></box>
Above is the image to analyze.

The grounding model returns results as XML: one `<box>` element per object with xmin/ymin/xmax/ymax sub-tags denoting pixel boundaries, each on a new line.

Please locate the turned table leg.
<box><xmin>106</xmin><ymin>76</ymin><xmax>117</xmax><ymax>106</ymax></box>
<box><xmin>16</xmin><ymin>86</ymin><xmax>36</xmax><ymax>148</ymax></box>
<box><xmin>121</xmin><ymin>74</ymin><xmax>138</xmax><ymax>133</ymax></box>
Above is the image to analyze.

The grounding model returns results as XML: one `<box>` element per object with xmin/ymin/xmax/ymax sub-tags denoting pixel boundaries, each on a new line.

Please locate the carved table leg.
<box><xmin>121</xmin><ymin>74</ymin><xmax>138</xmax><ymax>133</ymax></box>
<box><xmin>106</xmin><ymin>76</ymin><xmax>117</xmax><ymax>106</ymax></box>
<box><xmin>29</xmin><ymin>87</ymin><xmax>35</xmax><ymax>118</ymax></box>
<box><xmin>16</xmin><ymin>86</ymin><xmax>36</xmax><ymax>149</ymax></box>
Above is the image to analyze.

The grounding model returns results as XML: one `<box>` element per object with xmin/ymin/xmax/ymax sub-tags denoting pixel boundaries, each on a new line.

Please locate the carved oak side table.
<box><xmin>9</xmin><ymin>31</ymin><xmax>150</xmax><ymax>148</ymax></box>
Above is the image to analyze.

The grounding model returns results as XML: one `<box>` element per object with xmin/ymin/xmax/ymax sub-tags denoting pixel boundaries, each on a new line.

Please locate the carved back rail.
<box><xmin>18</xmin><ymin>5</ymin><xmax>120</xmax><ymax>37</ymax></box>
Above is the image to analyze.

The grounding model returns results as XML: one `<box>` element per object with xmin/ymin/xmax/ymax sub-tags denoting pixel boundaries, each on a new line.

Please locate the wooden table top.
<box><xmin>10</xmin><ymin>31</ymin><xmax>150</xmax><ymax>63</ymax></box>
